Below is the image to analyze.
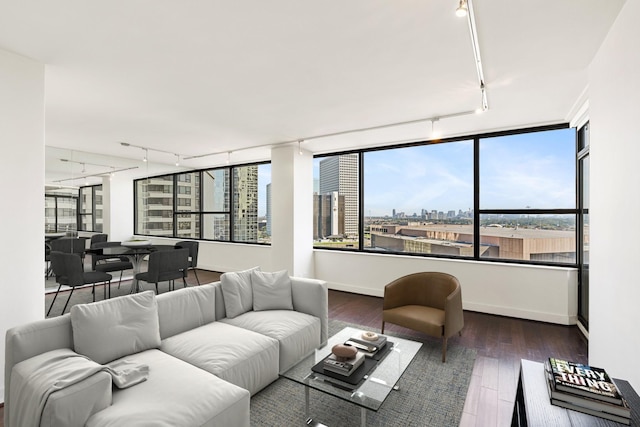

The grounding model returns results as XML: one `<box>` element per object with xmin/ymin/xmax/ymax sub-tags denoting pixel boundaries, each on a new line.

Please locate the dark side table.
<box><xmin>512</xmin><ymin>359</ymin><xmax>640</xmax><ymax>426</ymax></box>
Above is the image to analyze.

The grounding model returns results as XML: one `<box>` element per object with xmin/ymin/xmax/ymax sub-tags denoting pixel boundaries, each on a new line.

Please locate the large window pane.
<box><xmin>176</xmin><ymin>172</ymin><xmax>200</xmax><ymax>212</ymax></box>
<box><xmin>202</xmin><ymin>214</ymin><xmax>230</xmax><ymax>240</ymax></box>
<box><xmin>479</xmin><ymin>213</ymin><xmax>576</xmax><ymax>262</ymax></box>
<box><xmin>480</xmin><ymin>128</ymin><xmax>575</xmax><ymax>209</ymax></box>
<box><xmin>313</xmin><ymin>154</ymin><xmax>359</xmax><ymax>248</ymax></box>
<box><xmin>136</xmin><ymin>175</ymin><xmax>174</xmax><ymax>236</ymax></box>
<box><xmin>176</xmin><ymin>213</ymin><xmax>200</xmax><ymax>238</ymax></box>
<box><xmin>233</xmin><ymin>164</ymin><xmax>271</xmax><ymax>243</ymax></box>
<box><xmin>57</xmin><ymin>197</ymin><xmax>77</xmax><ymax>233</ymax></box>
<box><xmin>202</xmin><ymin>169</ymin><xmax>230</xmax><ymax>212</ymax></box>
<box><xmin>363</xmin><ymin>141</ymin><xmax>474</xmax><ymax>256</ymax></box>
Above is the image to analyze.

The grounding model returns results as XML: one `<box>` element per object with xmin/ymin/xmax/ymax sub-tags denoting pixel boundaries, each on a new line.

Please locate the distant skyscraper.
<box><xmin>266</xmin><ymin>183</ymin><xmax>272</xmax><ymax>236</ymax></box>
<box><xmin>319</xmin><ymin>154</ymin><xmax>358</xmax><ymax>237</ymax></box>
<box><xmin>313</xmin><ymin>192</ymin><xmax>345</xmax><ymax>239</ymax></box>
<box><xmin>233</xmin><ymin>166</ymin><xmax>258</xmax><ymax>241</ymax></box>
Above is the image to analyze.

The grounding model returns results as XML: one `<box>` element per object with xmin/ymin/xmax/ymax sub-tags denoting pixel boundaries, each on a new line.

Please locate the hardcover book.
<box><xmin>550</xmin><ymin>398</ymin><xmax>630</xmax><ymax>425</ymax></box>
<box><xmin>323</xmin><ymin>352</ymin><xmax>365</xmax><ymax>376</ymax></box>
<box><xmin>546</xmin><ymin>358</ymin><xmax>623</xmax><ymax>405</ymax></box>
<box><xmin>544</xmin><ymin>369</ymin><xmax>630</xmax><ymax>418</ymax></box>
<box><xmin>344</xmin><ymin>334</ymin><xmax>388</xmax><ymax>357</ymax></box>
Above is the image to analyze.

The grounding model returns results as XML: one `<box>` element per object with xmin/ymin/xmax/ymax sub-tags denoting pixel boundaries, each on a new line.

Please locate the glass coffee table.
<box><xmin>281</xmin><ymin>326</ymin><xmax>422</xmax><ymax>426</ymax></box>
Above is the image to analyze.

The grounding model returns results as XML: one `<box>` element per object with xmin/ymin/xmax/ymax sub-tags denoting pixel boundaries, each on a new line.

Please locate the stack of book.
<box><xmin>344</xmin><ymin>333</ymin><xmax>388</xmax><ymax>358</ymax></box>
<box><xmin>323</xmin><ymin>351</ymin><xmax>365</xmax><ymax>376</ymax></box>
<box><xmin>544</xmin><ymin>357</ymin><xmax>631</xmax><ymax>424</ymax></box>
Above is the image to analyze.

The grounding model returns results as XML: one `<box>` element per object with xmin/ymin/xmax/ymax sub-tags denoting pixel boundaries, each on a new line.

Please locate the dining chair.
<box><xmin>175</xmin><ymin>240</ymin><xmax>200</xmax><ymax>285</ymax></box>
<box><xmin>91</xmin><ymin>241</ymin><xmax>133</xmax><ymax>295</ymax></box>
<box><xmin>90</xmin><ymin>233</ymin><xmax>108</xmax><ymax>247</ymax></box>
<box><xmin>47</xmin><ymin>251</ymin><xmax>113</xmax><ymax>316</ymax></box>
<box><xmin>135</xmin><ymin>247</ymin><xmax>189</xmax><ymax>294</ymax></box>
<box><xmin>49</xmin><ymin>237</ymin><xmax>87</xmax><ymax>264</ymax></box>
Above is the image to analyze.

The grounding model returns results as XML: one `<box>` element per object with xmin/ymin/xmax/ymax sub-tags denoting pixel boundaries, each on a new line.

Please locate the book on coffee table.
<box><xmin>323</xmin><ymin>352</ymin><xmax>365</xmax><ymax>376</ymax></box>
<box><xmin>345</xmin><ymin>333</ymin><xmax>387</xmax><ymax>357</ymax></box>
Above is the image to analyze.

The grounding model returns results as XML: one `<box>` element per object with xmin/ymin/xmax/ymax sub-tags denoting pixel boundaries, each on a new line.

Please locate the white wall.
<box><xmin>0</xmin><ymin>49</ymin><xmax>45</xmax><ymax>403</ymax></box>
<box><xmin>588</xmin><ymin>0</ymin><xmax>640</xmax><ymax>389</ymax></box>
<box><xmin>315</xmin><ymin>251</ymin><xmax>577</xmax><ymax>324</ymax></box>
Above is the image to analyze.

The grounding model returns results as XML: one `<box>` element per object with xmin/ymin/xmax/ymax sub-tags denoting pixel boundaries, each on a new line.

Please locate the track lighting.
<box><xmin>298</xmin><ymin>140</ymin><xmax>304</xmax><ymax>155</ymax></box>
<box><xmin>175</xmin><ymin>154</ymin><xmax>180</xmax><ymax>167</ymax></box>
<box><xmin>456</xmin><ymin>0</ymin><xmax>468</xmax><ymax>17</ymax></box>
<box><xmin>226</xmin><ymin>151</ymin><xmax>231</xmax><ymax>165</ymax></box>
<box><xmin>143</xmin><ymin>149</ymin><xmax>148</xmax><ymax>162</ymax></box>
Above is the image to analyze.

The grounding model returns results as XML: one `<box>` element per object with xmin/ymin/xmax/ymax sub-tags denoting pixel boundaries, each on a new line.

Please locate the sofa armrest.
<box><xmin>291</xmin><ymin>277</ymin><xmax>328</xmax><ymax>346</ymax></box>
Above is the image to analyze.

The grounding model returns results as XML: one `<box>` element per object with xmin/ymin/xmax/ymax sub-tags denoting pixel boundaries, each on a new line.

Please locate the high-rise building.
<box><xmin>313</xmin><ymin>191</ymin><xmax>345</xmax><ymax>239</ymax></box>
<box><xmin>233</xmin><ymin>165</ymin><xmax>258</xmax><ymax>241</ymax></box>
<box><xmin>319</xmin><ymin>154</ymin><xmax>358</xmax><ymax>237</ymax></box>
<box><xmin>266</xmin><ymin>183</ymin><xmax>272</xmax><ymax>236</ymax></box>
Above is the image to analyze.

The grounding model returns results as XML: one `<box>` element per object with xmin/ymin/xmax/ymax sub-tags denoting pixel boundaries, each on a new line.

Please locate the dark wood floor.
<box><xmin>1</xmin><ymin>270</ymin><xmax>587</xmax><ymax>427</ymax></box>
<box><xmin>328</xmin><ymin>289</ymin><xmax>587</xmax><ymax>427</ymax></box>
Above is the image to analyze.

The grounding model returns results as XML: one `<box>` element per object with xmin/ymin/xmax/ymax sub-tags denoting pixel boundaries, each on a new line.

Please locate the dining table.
<box><xmin>87</xmin><ymin>243</ymin><xmax>176</xmax><ymax>293</ymax></box>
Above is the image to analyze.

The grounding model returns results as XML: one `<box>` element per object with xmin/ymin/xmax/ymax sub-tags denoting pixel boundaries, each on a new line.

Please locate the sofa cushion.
<box><xmin>221</xmin><ymin>310</ymin><xmax>321</xmax><ymax>373</ymax></box>
<box><xmin>70</xmin><ymin>291</ymin><xmax>161</xmax><ymax>364</ymax></box>
<box><xmin>156</xmin><ymin>284</ymin><xmax>216</xmax><ymax>339</ymax></box>
<box><xmin>86</xmin><ymin>349</ymin><xmax>250</xmax><ymax>427</ymax></box>
<box><xmin>220</xmin><ymin>266</ymin><xmax>260</xmax><ymax>318</ymax></box>
<box><xmin>252</xmin><ymin>269</ymin><xmax>293</xmax><ymax>311</ymax></box>
<box><xmin>161</xmin><ymin>322</ymin><xmax>279</xmax><ymax>396</ymax></box>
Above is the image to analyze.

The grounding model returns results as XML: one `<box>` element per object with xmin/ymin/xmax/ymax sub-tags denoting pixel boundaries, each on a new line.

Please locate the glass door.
<box><xmin>577</xmin><ymin>123</ymin><xmax>590</xmax><ymax>330</ymax></box>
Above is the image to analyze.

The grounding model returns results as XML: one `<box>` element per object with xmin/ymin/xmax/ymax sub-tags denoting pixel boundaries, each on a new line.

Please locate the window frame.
<box><xmin>314</xmin><ymin>123</ymin><xmax>578</xmax><ymax>267</ymax></box>
<box><xmin>133</xmin><ymin>161</ymin><xmax>271</xmax><ymax>245</ymax></box>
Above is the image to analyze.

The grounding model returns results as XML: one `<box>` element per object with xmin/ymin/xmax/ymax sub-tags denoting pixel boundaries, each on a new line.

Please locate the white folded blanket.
<box><xmin>10</xmin><ymin>348</ymin><xmax>149</xmax><ymax>427</ymax></box>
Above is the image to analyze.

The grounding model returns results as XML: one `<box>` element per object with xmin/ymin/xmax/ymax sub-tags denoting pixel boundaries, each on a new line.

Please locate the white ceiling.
<box><xmin>0</xmin><ymin>0</ymin><xmax>625</xmax><ymax>186</ymax></box>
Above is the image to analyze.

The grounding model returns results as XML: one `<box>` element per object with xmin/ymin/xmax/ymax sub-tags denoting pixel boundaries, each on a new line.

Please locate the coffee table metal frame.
<box><xmin>281</xmin><ymin>326</ymin><xmax>422</xmax><ymax>427</ymax></box>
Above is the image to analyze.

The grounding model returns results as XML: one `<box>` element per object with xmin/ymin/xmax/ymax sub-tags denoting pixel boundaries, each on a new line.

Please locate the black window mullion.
<box><xmin>358</xmin><ymin>152</ymin><xmax>364</xmax><ymax>251</ymax></box>
<box><xmin>474</xmin><ymin>136</ymin><xmax>480</xmax><ymax>260</ymax></box>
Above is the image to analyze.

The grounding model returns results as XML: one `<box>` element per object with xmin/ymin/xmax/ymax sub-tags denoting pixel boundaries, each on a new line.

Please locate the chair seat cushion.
<box><xmin>86</xmin><ymin>349</ymin><xmax>250</xmax><ymax>427</ymax></box>
<box><xmin>383</xmin><ymin>305</ymin><xmax>445</xmax><ymax>337</ymax></box>
<box><xmin>95</xmin><ymin>261</ymin><xmax>132</xmax><ymax>273</ymax></box>
<box><xmin>82</xmin><ymin>271</ymin><xmax>112</xmax><ymax>285</ymax></box>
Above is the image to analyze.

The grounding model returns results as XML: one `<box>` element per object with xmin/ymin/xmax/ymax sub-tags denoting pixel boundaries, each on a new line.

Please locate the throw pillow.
<box><xmin>252</xmin><ymin>269</ymin><xmax>294</xmax><ymax>311</ymax></box>
<box><xmin>220</xmin><ymin>266</ymin><xmax>260</xmax><ymax>318</ymax></box>
<box><xmin>70</xmin><ymin>291</ymin><xmax>161</xmax><ymax>364</ymax></box>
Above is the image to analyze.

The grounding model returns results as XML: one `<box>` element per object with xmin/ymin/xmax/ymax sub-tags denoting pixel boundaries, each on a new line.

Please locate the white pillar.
<box><xmin>271</xmin><ymin>144</ymin><xmax>314</xmax><ymax>277</ymax></box>
<box><xmin>102</xmin><ymin>174</ymin><xmax>134</xmax><ymax>241</ymax></box>
<box><xmin>0</xmin><ymin>49</ymin><xmax>45</xmax><ymax>403</ymax></box>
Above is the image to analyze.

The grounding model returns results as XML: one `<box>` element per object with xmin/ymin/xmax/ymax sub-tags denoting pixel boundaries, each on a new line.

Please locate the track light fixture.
<box><xmin>298</xmin><ymin>140</ymin><xmax>304</xmax><ymax>155</ymax></box>
<box><xmin>226</xmin><ymin>151</ymin><xmax>231</xmax><ymax>165</ymax></box>
<box><xmin>175</xmin><ymin>154</ymin><xmax>180</xmax><ymax>167</ymax></box>
<box><xmin>456</xmin><ymin>0</ymin><xmax>468</xmax><ymax>17</ymax></box>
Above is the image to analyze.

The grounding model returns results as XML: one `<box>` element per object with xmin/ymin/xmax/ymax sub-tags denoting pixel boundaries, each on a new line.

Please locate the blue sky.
<box><xmin>314</xmin><ymin>128</ymin><xmax>576</xmax><ymax>217</ymax></box>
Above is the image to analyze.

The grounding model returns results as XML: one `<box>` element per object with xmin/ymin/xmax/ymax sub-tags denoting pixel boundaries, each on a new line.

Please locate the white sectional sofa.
<box><xmin>4</xmin><ymin>270</ymin><xmax>328</xmax><ymax>427</ymax></box>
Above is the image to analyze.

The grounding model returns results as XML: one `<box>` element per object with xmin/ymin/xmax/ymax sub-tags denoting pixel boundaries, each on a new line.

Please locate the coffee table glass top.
<box><xmin>281</xmin><ymin>326</ymin><xmax>422</xmax><ymax>412</ymax></box>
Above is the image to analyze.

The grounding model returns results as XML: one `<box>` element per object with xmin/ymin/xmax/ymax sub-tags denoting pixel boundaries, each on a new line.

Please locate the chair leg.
<box><xmin>118</xmin><ymin>271</ymin><xmax>123</xmax><ymax>289</ymax></box>
<box><xmin>155</xmin><ymin>282</ymin><xmax>159</xmax><ymax>294</ymax></box>
<box><xmin>92</xmin><ymin>284</ymin><xmax>96</xmax><ymax>302</ymax></box>
<box><xmin>381</xmin><ymin>321</ymin><xmax>385</xmax><ymax>334</ymax></box>
<box><xmin>61</xmin><ymin>287</ymin><xmax>76</xmax><ymax>315</ymax></box>
<box><xmin>442</xmin><ymin>336</ymin><xmax>448</xmax><ymax>363</ymax></box>
<box><xmin>46</xmin><ymin>284</ymin><xmax>63</xmax><ymax>316</ymax></box>
<box><xmin>192</xmin><ymin>268</ymin><xmax>200</xmax><ymax>286</ymax></box>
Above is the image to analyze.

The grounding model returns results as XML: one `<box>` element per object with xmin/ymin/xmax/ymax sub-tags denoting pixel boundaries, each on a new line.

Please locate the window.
<box><xmin>135</xmin><ymin>175</ymin><xmax>174</xmax><ymax>236</ymax></box>
<box><xmin>478</xmin><ymin>128</ymin><xmax>576</xmax><ymax>262</ymax></box>
<box><xmin>45</xmin><ymin>193</ymin><xmax>78</xmax><ymax>233</ymax></box>
<box><xmin>134</xmin><ymin>162</ymin><xmax>271</xmax><ymax>244</ymax></box>
<box><xmin>313</xmin><ymin>124</ymin><xmax>578</xmax><ymax>266</ymax></box>
<box><xmin>313</xmin><ymin>154</ymin><xmax>360</xmax><ymax>248</ymax></box>
<box><xmin>364</xmin><ymin>141</ymin><xmax>474</xmax><ymax>257</ymax></box>
<box><xmin>78</xmin><ymin>185</ymin><xmax>103</xmax><ymax>232</ymax></box>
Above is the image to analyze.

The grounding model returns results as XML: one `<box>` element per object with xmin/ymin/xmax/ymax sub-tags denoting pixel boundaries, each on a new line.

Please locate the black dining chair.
<box><xmin>91</xmin><ymin>241</ymin><xmax>133</xmax><ymax>296</ymax></box>
<box><xmin>49</xmin><ymin>237</ymin><xmax>87</xmax><ymax>264</ymax></box>
<box><xmin>47</xmin><ymin>251</ymin><xmax>113</xmax><ymax>316</ymax></box>
<box><xmin>90</xmin><ymin>233</ymin><xmax>108</xmax><ymax>247</ymax></box>
<box><xmin>175</xmin><ymin>240</ymin><xmax>200</xmax><ymax>285</ymax></box>
<box><xmin>135</xmin><ymin>248</ymin><xmax>189</xmax><ymax>294</ymax></box>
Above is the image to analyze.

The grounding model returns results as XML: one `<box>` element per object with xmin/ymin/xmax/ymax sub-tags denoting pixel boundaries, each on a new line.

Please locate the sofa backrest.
<box><xmin>156</xmin><ymin>284</ymin><xmax>217</xmax><ymax>339</ymax></box>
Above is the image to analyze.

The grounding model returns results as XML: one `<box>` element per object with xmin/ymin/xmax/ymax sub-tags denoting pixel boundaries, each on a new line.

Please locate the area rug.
<box><xmin>250</xmin><ymin>319</ymin><xmax>476</xmax><ymax>427</ymax></box>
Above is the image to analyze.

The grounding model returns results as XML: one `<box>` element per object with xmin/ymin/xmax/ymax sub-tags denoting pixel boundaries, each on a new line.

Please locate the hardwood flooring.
<box><xmin>1</xmin><ymin>271</ymin><xmax>588</xmax><ymax>426</ymax></box>
<box><xmin>328</xmin><ymin>289</ymin><xmax>587</xmax><ymax>426</ymax></box>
